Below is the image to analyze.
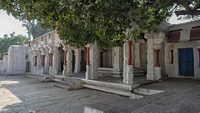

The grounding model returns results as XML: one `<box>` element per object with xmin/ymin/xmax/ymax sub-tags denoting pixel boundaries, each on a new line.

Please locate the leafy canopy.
<box><xmin>0</xmin><ymin>0</ymin><xmax>199</xmax><ymax>48</ymax></box>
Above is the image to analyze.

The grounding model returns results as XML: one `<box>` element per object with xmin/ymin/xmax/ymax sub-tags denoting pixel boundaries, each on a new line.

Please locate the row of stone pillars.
<box><xmin>33</xmin><ymin>46</ymin><xmax>82</xmax><ymax>76</ymax></box>
<box><xmin>85</xmin><ymin>40</ymin><xmax>134</xmax><ymax>85</ymax></box>
<box><xmin>32</xmin><ymin>32</ymin><xmax>163</xmax><ymax>84</ymax></box>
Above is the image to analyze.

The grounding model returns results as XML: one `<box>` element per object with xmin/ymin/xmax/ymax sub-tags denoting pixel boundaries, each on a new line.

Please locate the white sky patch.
<box><xmin>0</xmin><ymin>10</ymin><xmax>28</xmax><ymax>38</ymax></box>
<box><xmin>168</xmin><ymin>13</ymin><xmax>191</xmax><ymax>24</ymax></box>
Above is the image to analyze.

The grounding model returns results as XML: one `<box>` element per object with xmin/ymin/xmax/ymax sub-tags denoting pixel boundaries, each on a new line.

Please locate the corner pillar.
<box><xmin>146</xmin><ymin>32</ymin><xmax>165</xmax><ymax>80</ymax></box>
<box><xmin>123</xmin><ymin>40</ymin><xmax>134</xmax><ymax>84</ymax></box>
<box><xmin>86</xmin><ymin>43</ymin><xmax>99</xmax><ymax>80</ymax></box>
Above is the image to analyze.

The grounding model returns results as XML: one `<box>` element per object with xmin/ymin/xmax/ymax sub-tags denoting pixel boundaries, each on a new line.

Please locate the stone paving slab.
<box><xmin>0</xmin><ymin>76</ymin><xmax>200</xmax><ymax>113</ymax></box>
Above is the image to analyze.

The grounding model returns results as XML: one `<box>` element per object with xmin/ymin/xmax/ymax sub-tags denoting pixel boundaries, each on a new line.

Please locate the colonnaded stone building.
<box><xmin>1</xmin><ymin>20</ymin><xmax>200</xmax><ymax>94</ymax></box>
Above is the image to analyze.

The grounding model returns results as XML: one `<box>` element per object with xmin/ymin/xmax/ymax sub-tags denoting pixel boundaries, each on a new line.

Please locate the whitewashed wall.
<box><xmin>7</xmin><ymin>45</ymin><xmax>29</xmax><ymax>75</ymax></box>
<box><xmin>165</xmin><ymin>41</ymin><xmax>200</xmax><ymax>78</ymax></box>
<box><xmin>166</xmin><ymin>21</ymin><xmax>200</xmax><ymax>78</ymax></box>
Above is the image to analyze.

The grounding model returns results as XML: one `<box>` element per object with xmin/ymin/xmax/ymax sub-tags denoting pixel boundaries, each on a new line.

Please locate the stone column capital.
<box><xmin>33</xmin><ymin>50</ymin><xmax>38</xmax><ymax>56</ymax></box>
<box><xmin>63</xmin><ymin>46</ymin><xmax>68</xmax><ymax>51</ymax></box>
<box><xmin>40</xmin><ymin>48</ymin><xmax>46</xmax><ymax>55</ymax></box>
<box><xmin>74</xmin><ymin>49</ymin><xmax>81</xmax><ymax>56</ymax></box>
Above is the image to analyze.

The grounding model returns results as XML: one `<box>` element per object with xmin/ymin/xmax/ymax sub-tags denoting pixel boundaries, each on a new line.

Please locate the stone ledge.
<box><xmin>84</xmin><ymin>104</ymin><xmax>121</xmax><ymax>113</ymax></box>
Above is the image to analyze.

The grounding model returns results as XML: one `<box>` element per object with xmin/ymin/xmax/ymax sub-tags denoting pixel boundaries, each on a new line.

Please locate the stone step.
<box><xmin>134</xmin><ymin>73</ymin><xmax>145</xmax><ymax>77</ymax></box>
<box><xmin>53</xmin><ymin>77</ymin><xmax>83</xmax><ymax>90</ymax></box>
<box><xmin>83</xmin><ymin>84</ymin><xmax>142</xmax><ymax>99</ymax></box>
<box><xmin>82</xmin><ymin>79</ymin><xmax>139</xmax><ymax>91</ymax></box>
<box><xmin>56</xmin><ymin>80</ymin><xmax>71</xmax><ymax>86</ymax></box>
<box><xmin>53</xmin><ymin>84</ymin><xmax>73</xmax><ymax>91</ymax></box>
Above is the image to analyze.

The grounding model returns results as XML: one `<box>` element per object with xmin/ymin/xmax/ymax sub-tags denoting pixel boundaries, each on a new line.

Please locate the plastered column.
<box><xmin>62</xmin><ymin>47</ymin><xmax>67</xmax><ymax>76</ymax></box>
<box><xmin>66</xmin><ymin>49</ymin><xmax>73</xmax><ymax>76</ymax></box>
<box><xmin>44</xmin><ymin>48</ymin><xmax>49</xmax><ymax>74</ymax></box>
<box><xmin>146</xmin><ymin>32</ymin><xmax>165</xmax><ymax>80</ymax></box>
<box><xmin>86</xmin><ymin>43</ymin><xmax>99</xmax><ymax>79</ymax></box>
<box><xmin>48</xmin><ymin>47</ymin><xmax>53</xmax><ymax>75</ymax></box>
<box><xmin>135</xmin><ymin>43</ymin><xmax>140</xmax><ymax>68</ymax></box>
<box><xmin>123</xmin><ymin>40</ymin><xmax>133</xmax><ymax>84</ymax></box>
<box><xmin>52</xmin><ymin>47</ymin><xmax>59</xmax><ymax>75</ymax></box>
<box><xmin>112</xmin><ymin>47</ymin><xmax>123</xmax><ymax>77</ymax></box>
<box><xmin>37</xmin><ymin>50</ymin><xmax>42</xmax><ymax>73</ymax></box>
<box><xmin>74</xmin><ymin>49</ymin><xmax>81</xmax><ymax>73</ymax></box>
<box><xmin>40</xmin><ymin>48</ymin><xmax>46</xmax><ymax>74</ymax></box>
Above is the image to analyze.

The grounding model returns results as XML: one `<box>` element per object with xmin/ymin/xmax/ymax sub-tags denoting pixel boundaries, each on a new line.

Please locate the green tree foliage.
<box><xmin>0</xmin><ymin>32</ymin><xmax>27</xmax><ymax>54</ymax></box>
<box><xmin>0</xmin><ymin>0</ymin><xmax>199</xmax><ymax>48</ymax></box>
<box><xmin>30</xmin><ymin>21</ymin><xmax>52</xmax><ymax>39</ymax></box>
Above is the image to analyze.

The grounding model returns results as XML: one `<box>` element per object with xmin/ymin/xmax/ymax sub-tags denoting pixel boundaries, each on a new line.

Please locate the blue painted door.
<box><xmin>179</xmin><ymin>48</ymin><xmax>194</xmax><ymax>76</ymax></box>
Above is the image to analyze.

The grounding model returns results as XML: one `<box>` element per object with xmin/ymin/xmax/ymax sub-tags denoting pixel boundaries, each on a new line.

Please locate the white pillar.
<box><xmin>40</xmin><ymin>48</ymin><xmax>46</xmax><ymax>74</ymax></box>
<box><xmin>135</xmin><ymin>43</ymin><xmax>140</xmax><ymax>68</ymax></box>
<box><xmin>62</xmin><ymin>47</ymin><xmax>67</xmax><ymax>76</ymax></box>
<box><xmin>66</xmin><ymin>49</ymin><xmax>73</xmax><ymax>76</ymax></box>
<box><xmin>48</xmin><ymin>47</ymin><xmax>53</xmax><ymax>75</ymax></box>
<box><xmin>44</xmin><ymin>48</ymin><xmax>49</xmax><ymax>74</ymax></box>
<box><xmin>123</xmin><ymin>40</ymin><xmax>133</xmax><ymax>84</ymax></box>
<box><xmin>74</xmin><ymin>49</ymin><xmax>81</xmax><ymax>73</ymax></box>
<box><xmin>112</xmin><ymin>47</ymin><xmax>123</xmax><ymax>77</ymax></box>
<box><xmin>37</xmin><ymin>50</ymin><xmax>42</xmax><ymax>74</ymax></box>
<box><xmin>146</xmin><ymin>32</ymin><xmax>164</xmax><ymax>80</ymax></box>
<box><xmin>86</xmin><ymin>43</ymin><xmax>99</xmax><ymax>79</ymax></box>
<box><xmin>52</xmin><ymin>47</ymin><xmax>59</xmax><ymax>75</ymax></box>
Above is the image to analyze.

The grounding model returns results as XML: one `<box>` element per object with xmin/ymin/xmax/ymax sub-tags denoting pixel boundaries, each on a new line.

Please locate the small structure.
<box><xmin>0</xmin><ymin>45</ymin><xmax>29</xmax><ymax>75</ymax></box>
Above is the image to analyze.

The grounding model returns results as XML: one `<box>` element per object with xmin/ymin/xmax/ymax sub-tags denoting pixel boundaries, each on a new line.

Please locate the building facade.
<box><xmin>1</xmin><ymin>21</ymin><xmax>200</xmax><ymax>85</ymax></box>
<box><xmin>29</xmin><ymin>21</ymin><xmax>200</xmax><ymax>83</ymax></box>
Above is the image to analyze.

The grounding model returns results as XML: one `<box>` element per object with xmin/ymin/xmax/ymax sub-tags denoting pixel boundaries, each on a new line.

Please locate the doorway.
<box><xmin>178</xmin><ymin>48</ymin><xmax>194</xmax><ymax>76</ymax></box>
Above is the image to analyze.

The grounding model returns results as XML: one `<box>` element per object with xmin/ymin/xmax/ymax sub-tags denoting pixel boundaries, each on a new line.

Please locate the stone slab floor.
<box><xmin>0</xmin><ymin>75</ymin><xmax>200</xmax><ymax>113</ymax></box>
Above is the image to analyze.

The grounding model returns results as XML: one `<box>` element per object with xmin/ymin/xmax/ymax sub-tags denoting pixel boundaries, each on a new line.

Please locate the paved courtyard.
<box><xmin>0</xmin><ymin>75</ymin><xmax>200</xmax><ymax>113</ymax></box>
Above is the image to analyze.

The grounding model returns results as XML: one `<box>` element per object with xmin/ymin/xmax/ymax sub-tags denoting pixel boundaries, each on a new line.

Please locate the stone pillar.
<box><xmin>86</xmin><ymin>43</ymin><xmax>99</xmax><ymax>79</ymax></box>
<box><xmin>66</xmin><ymin>49</ymin><xmax>73</xmax><ymax>76</ymax></box>
<box><xmin>44</xmin><ymin>48</ymin><xmax>49</xmax><ymax>74</ymax></box>
<box><xmin>123</xmin><ymin>40</ymin><xmax>133</xmax><ymax>84</ymax></box>
<box><xmin>62</xmin><ymin>47</ymin><xmax>67</xmax><ymax>76</ymax></box>
<box><xmin>112</xmin><ymin>47</ymin><xmax>123</xmax><ymax>77</ymax></box>
<box><xmin>146</xmin><ymin>32</ymin><xmax>165</xmax><ymax>80</ymax></box>
<box><xmin>40</xmin><ymin>48</ymin><xmax>46</xmax><ymax>74</ymax></box>
<box><xmin>48</xmin><ymin>47</ymin><xmax>53</xmax><ymax>75</ymax></box>
<box><xmin>135</xmin><ymin>43</ymin><xmax>140</xmax><ymax>68</ymax></box>
<box><xmin>37</xmin><ymin>50</ymin><xmax>42</xmax><ymax>74</ymax></box>
<box><xmin>74</xmin><ymin>49</ymin><xmax>81</xmax><ymax>73</ymax></box>
<box><xmin>52</xmin><ymin>47</ymin><xmax>59</xmax><ymax>75</ymax></box>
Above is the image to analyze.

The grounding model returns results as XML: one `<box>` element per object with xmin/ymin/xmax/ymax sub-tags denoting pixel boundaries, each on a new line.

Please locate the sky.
<box><xmin>0</xmin><ymin>10</ymin><xmax>191</xmax><ymax>38</ymax></box>
<box><xmin>0</xmin><ymin>10</ymin><xmax>27</xmax><ymax>38</ymax></box>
